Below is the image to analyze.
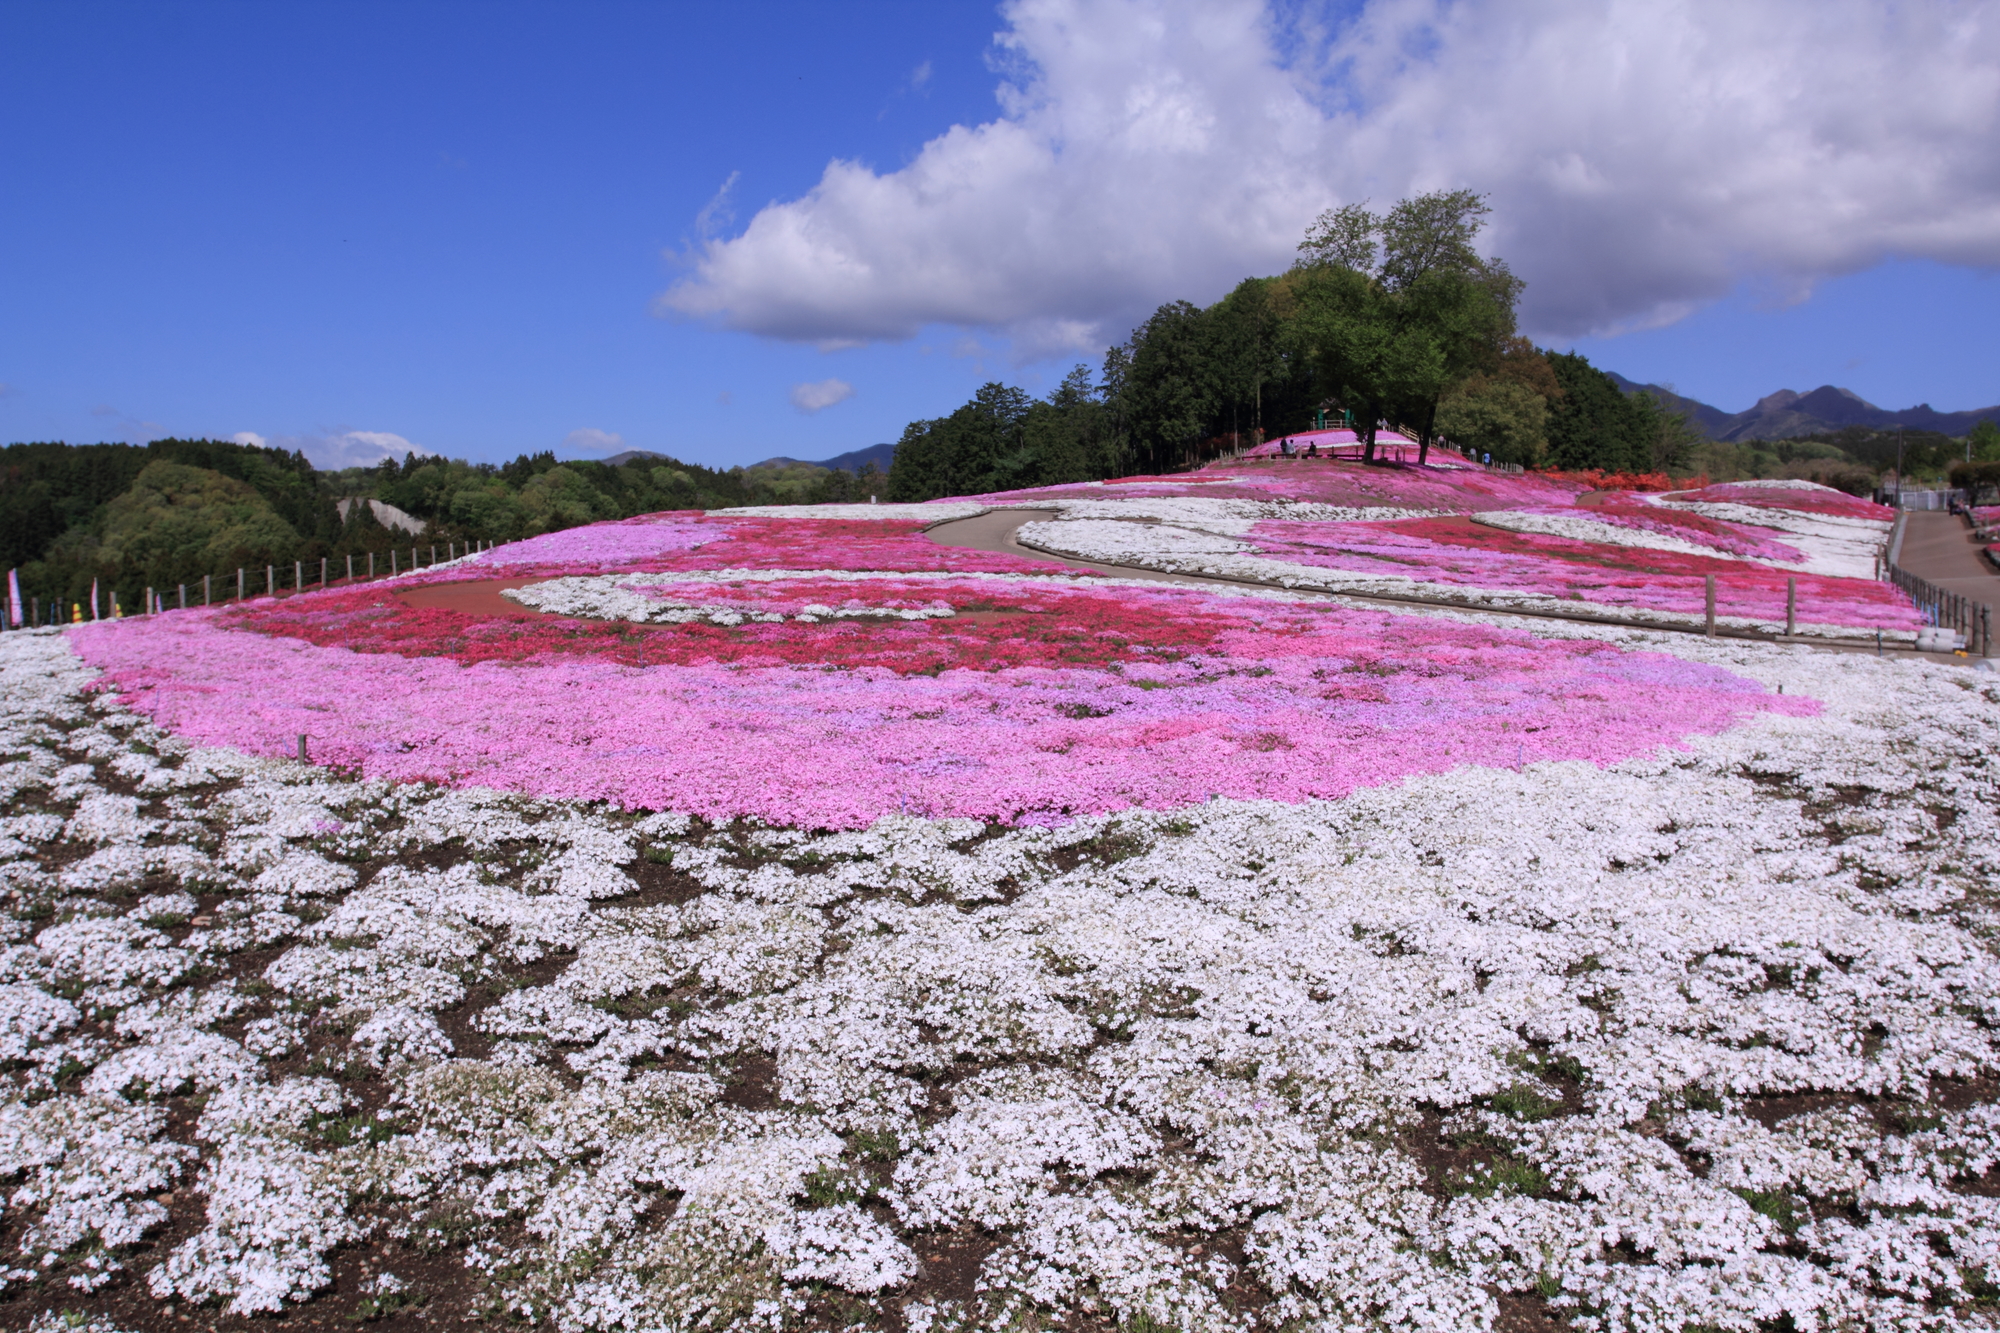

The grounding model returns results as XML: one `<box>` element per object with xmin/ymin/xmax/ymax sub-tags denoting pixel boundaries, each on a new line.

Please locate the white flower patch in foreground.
<box><xmin>1</xmin><ymin>625</ymin><xmax>1999</xmax><ymax>1331</ymax></box>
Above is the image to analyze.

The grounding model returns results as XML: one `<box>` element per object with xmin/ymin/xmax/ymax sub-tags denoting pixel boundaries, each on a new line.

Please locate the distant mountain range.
<box><xmin>1607</xmin><ymin>373</ymin><xmax>2000</xmax><ymax>442</ymax></box>
<box><xmin>602</xmin><ymin>442</ymin><xmax>896</xmax><ymax>473</ymax></box>
<box><xmin>750</xmin><ymin>442</ymin><xmax>896</xmax><ymax>474</ymax></box>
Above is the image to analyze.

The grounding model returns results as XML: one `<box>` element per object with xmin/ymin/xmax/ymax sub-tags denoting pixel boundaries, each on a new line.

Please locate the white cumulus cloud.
<box><xmin>564</xmin><ymin>428</ymin><xmax>627</xmax><ymax>454</ymax></box>
<box><xmin>789</xmin><ymin>378</ymin><xmax>856</xmax><ymax>413</ymax></box>
<box><xmin>659</xmin><ymin>0</ymin><xmax>2000</xmax><ymax>351</ymax></box>
<box><xmin>231</xmin><ymin>431</ymin><xmax>267</xmax><ymax>448</ymax></box>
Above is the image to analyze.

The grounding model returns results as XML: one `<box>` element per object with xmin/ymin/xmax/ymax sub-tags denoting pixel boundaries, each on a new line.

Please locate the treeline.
<box><xmin>2</xmin><ymin>439</ymin><xmax>881</xmax><ymax>622</ymax></box>
<box><xmin>887</xmin><ymin>192</ymin><xmax>1705</xmax><ymax>501</ymax></box>
<box><xmin>1680</xmin><ymin>420</ymin><xmax>2000</xmax><ymax>492</ymax></box>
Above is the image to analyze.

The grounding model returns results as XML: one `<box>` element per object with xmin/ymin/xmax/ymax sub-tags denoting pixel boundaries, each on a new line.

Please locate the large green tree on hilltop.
<box><xmin>1287</xmin><ymin>190</ymin><xmax>1523</xmax><ymax>465</ymax></box>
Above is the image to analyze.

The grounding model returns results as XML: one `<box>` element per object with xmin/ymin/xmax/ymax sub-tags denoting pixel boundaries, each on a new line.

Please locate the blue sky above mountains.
<box><xmin>2</xmin><ymin>0</ymin><xmax>1995</xmax><ymax>470</ymax></box>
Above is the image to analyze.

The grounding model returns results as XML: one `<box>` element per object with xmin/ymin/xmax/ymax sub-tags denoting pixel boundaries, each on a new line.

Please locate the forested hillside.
<box><xmin>1</xmin><ymin>440</ymin><xmax>879</xmax><ymax>622</ymax></box>
<box><xmin>887</xmin><ymin>192</ymin><xmax>1706</xmax><ymax>501</ymax></box>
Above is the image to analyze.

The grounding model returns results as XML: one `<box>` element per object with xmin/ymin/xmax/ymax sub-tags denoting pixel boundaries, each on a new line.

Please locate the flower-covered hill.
<box><xmin>63</xmin><ymin>497</ymin><xmax>1809</xmax><ymax>828</ymax></box>
<box><xmin>49</xmin><ymin>463</ymin><xmax>1925</xmax><ymax>831</ymax></box>
<box><xmin>996</xmin><ymin>463</ymin><xmax>1917</xmax><ymax>639</ymax></box>
<box><xmin>955</xmin><ymin>453</ymin><xmax>1587</xmax><ymax>511</ymax></box>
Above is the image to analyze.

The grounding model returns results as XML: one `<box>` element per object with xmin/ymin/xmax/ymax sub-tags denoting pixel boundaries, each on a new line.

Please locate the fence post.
<box><xmin>1786</xmin><ymin>577</ymin><xmax>1796</xmax><ymax>636</ymax></box>
<box><xmin>369</xmin><ymin>552</ymin><xmax>375</xmax><ymax>578</ymax></box>
<box><xmin>1704</xmin><ymin>575</ymin><xmax>1716</xmax><ymax>637</ymax></box>
<box><xmin>178</xmin><ymin>584</ymin><xmax>186</xmax><ymax>610</ymax></box>
<box><xmin>391</xmin><ymin>550</ymin><xmax>398</xmax><ymax>575</ymax></box>
<box><xmin>295</xmin><ymin>561</ymin><xmax>303</xmax><ymax>593</ymax></box>
<box><xmin>266</xmin><ymin>565</ymin><xmax>273</xmax><ymax>596</ymax></box>
<box><xmin>321</xmin><ymin>557</ymin><xmax>327</xmax><ymax>588</ymax></box>
<box><xmin>238</xmin><ymin>568</ymin><xmax>245</xmax><ymax>601</ymax></box>
<box><xmin>145</xmin><ymin>586</ymin><xmax>153</xmax><ymax>616</ymax></box>
<box><xmin>347</xmin><ymin>554</ymin><xmax>354</xmax><ymax>582</ymax></box>
<box><xmin>204</xmin><ymin>574</ymin><xmax>211</xmax><ymax>606</ymax></box>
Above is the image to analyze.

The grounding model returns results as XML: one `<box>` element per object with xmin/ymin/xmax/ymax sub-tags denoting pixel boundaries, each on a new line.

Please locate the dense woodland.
<box><xmin>0</xmin><ymin>439</ymin><xmax>880</xmax><ymax>622</ymax></box>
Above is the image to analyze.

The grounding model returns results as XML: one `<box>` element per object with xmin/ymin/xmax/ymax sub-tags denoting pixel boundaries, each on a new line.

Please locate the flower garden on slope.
<box><xmin>1008</xmin><ymin>470</ymin><xmax>1919</xmax><ymax>638</ymax></box>
<box><xmin>5</xmin><ymin>461</ymin><xmax>2000</xmax><ymax>1333</ymax></box>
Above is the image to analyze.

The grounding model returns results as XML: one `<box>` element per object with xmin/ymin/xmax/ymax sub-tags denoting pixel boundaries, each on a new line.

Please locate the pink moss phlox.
<box><xmin>1660</xmin><ymin>483</ymin><xmax>1894</xmax><ymax>520</ymax></box>
<box><xmin>955</xmin><ymin>458</ymin><xmax>1586</xmax><ymax>511</ymax></box>
<box><xmin>1247</xmin><ymin>516</ymin><xmax>1920</xmax><ymax>630</ymax></box>
<box><xmin>382</xmin><ymin>513</ymin><xmax>1050</xmax><ymax>589</ymax></box>
<box><xmin>73</xmin><ymin>587</ymin><xmax>1814</xmax><ymax>829</ymax></box>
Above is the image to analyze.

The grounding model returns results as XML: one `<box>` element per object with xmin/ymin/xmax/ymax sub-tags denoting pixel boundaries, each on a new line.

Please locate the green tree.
<box><xmin>884</xmin><ymin>383</ymin><xmax>1035</xmax><ymax>501</ymax></box>
<box><xmin>1289</xmin><ymin>191</ymin><xmax>1521</xmax><ymax>464</ymax></box>
<box><xmin>1120</xmin><ymin>301</ymin><xmax>1223</xmax><ymax>472</ymax></box>
<box><xmin>1435</xmin><ymin>379</ymin><xmax>1548</xmax><ymax>466</ymax></box>
<box><xmin>28</xmin><ymin>460</ymin><xmax>301</xmax><ymax>611</ymax></box>
<box><xmin>1968</xmin><ymin>419</ymin><xmax>2000</xmax><ymax>462</ymax></box>
<box><xmin>1544</xmin><ymin>352</ymin><xmax>1647</xmax><ymax>471</ymax></box>
<box><xmin>1629</xmin><ymin>391</ymin><xmax>1703</xmax><ymax>474</ymax></box>
<box><xmin>518</xmin><ymin>465</ymin><xmax>619</xmax><ymax>533</ymax></box>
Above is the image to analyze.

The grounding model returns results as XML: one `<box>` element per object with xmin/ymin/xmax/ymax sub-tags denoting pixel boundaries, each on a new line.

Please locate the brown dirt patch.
<box><xmin>392</xmin><ymin>578</ymin><xmax>544</xmax><ymax>618</ymax></box>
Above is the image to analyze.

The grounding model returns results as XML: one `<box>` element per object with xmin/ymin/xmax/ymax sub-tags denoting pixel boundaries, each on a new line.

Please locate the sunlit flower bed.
<box><xmin>4</xmin><ymin>615</ymin><xmax>1998</xmax><ymax>1332</ymax></box>
<box><xmin>1018</xmin><ymin>479</ymin><xmax>1916</xmax><ymax>638</ymax></box>
<box><xmin>1658</xmin><ymin>479</ymin><xmax>1894</xmax><ymax>522</ymax></box>
<box><xmin>6</xmin><ymin>465</ymin><xmax>1970</xmax><ymax>1332</ymax></box>
<box><xmin>962</xmin><ymin>457</ymin><xmax>1586</xmax><ymax>512</ymax></box>
<box><xmin>66</xmin><ymin>558</ymin><xmax>1801</xmax><ymax>827</ymax></box>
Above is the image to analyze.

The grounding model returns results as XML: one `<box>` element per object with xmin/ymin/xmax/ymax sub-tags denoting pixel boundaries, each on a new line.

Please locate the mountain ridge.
<box><xmin>1606</xmin><ymin>372</ymin><xmax>2000</xmax><ymax>441</ymax></box>
<box><xmin>600</xmin><ymin>442</ymin><xmax>895</xmax><ymax>473</ymax></box>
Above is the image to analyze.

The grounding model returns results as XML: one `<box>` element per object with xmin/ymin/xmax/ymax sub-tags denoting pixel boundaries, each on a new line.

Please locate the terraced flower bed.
<box><xmin>7</xmin><ymin>466</ymin><xmax>1993</xmax><ymax>1333</ymax></box>
<box><xmin>1017</xmin><ymin>475</ymin><xmax>1916</xmax><ymax>638</ymax></box>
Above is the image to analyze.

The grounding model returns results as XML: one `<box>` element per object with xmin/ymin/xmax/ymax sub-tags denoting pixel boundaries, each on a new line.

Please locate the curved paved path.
<box><xmin>926</xmin><ymin>508</ymin><xmax>1986</xmax><ymax>664</ymax></box>
<box><xmin>1896</xmin><ymin>511</ymin><xmax>2000</xmax><ymax>604</ymax></box>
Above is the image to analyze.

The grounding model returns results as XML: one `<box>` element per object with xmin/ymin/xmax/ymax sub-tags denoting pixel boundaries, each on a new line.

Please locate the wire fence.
<box><xmin>4</xmin><ymin>540</ymin><xmax>502</xmax><ymax>630</ymax></box>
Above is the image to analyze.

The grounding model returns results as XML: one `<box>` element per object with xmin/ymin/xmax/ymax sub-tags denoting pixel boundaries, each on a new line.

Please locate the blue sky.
<box><xmin>3</xmin><ymin>1</ymin><xmax>1996</xmax><ymax>471</ymax></box>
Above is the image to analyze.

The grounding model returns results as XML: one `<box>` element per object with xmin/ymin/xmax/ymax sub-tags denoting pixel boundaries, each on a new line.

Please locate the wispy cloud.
<box><xmin>564</xmin><ymin>427</ymin><xmax>626</xmax><ymax>455</ymax></box>
<box><xmin>789</xmin><ymin>378</ymin><xmax>855</xmax><ymax>413</ymax></box>
<box><xmin>694</xmin><ymin>171</ymin><xmax>741</xmax><ymax>240</ymax></box>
